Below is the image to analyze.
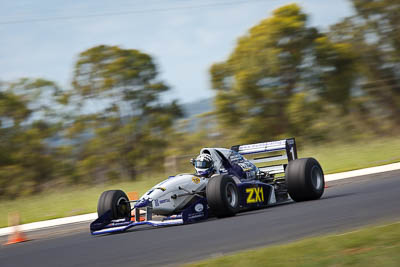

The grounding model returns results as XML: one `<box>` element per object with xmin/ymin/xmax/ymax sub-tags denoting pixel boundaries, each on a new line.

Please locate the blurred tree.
<box><xmin>314</xmin><ymin>35</ymin><xmax>357</xmax><ymax>112</ymax></box>
<box><xmin>7</xmin><ymin>78</ymin><xmax>66</xmax><ymax>124</ymax></box>
<box><xmin>210</xmin><ymin>4</ymin><xmax>322</xmax><ymax>142</ymax></box>
<box><xmin>70</xmin><ymin>45</ymin><xmax>182</xmax><ymax>182</ymax></box>
<box><xmin>352</xmin><ymin>0</ymin><xmax>400</xmax><ymax>58</ymax></box>
<box><xmin>350</xmin><ymin>0</ymin><xmax>400</xmax><ymax>125</ymax></box>
<box><xmin>324</xmin><ymin>0</ymin><xmax>400</xmax><ymax>129</ymax></box>
<box><xmin>0</xmin><ymin>91</ymin><xmax>30</xmax><ymax>127</ymax></box>
<box><xmin>210</xmin><ymin>3</ymin><xmax>400</xmax><ymax>142</ymax></box>
<box><xmin>0</xmin><ymin>78</ymin><xmax>66</xmax><ymax>198</ymax></box>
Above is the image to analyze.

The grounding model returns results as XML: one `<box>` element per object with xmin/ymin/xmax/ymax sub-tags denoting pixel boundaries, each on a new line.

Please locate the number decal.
<box><xmin>246</xmin><ymin>187</ymin><xmax>264</xmax><ymax>203</ymax></box>
<box><xmin>290</xmin><ymin>146</ymin><xmax>295</xmax><ymax>160</ymax></box>
<box><xmin>246</xmin><ymin>188</ymin><xmax>254</xmax><ymax>203</ymax></box>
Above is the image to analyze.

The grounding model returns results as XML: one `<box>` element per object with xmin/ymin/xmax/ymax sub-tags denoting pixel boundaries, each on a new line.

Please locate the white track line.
<box><xmin>1</xmin><ymin>162</ymin><xmax>399</xmax><ymax>237</ymax></box>
<box><xmin>0</xmin><ymin>213</ymin><xmax>97</xmax><ymax>236</ymax></box>
<box><xmin>324</xmin><ymin>162</ymin><xmax>400</xmax><ymax>182</ymax></box>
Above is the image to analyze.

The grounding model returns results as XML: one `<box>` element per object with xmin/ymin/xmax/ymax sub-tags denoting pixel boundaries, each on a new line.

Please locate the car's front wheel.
<box><xmin>97</xmin><ymin>190</ymin><xmax>131</xmax><ymax>220</ymax></box>
<box><xmin>206</xmin><ymin>175</ymin><xmax>239</xmax><ymax>218</ymax></box>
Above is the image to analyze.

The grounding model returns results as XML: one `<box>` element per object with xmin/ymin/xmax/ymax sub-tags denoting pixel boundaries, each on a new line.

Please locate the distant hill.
<box><xmin>47</xmin><ymin>98</ymin><xmax>215</xmax><ymax>147</ymax></box>
<box><xmin>181</xmin><ymin>97</ymin><xmax>213</xmax><ymax>119</ymax></box>
<box><xmin>180</xmin><ymin>97</ymin><xmax>214</xmax><ymax>131</ymax></box>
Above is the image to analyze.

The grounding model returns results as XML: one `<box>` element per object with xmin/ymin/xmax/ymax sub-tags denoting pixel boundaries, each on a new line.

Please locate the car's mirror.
<box><xmin>190</xmin><ymin>158</ymin><xmax>195</xmax><ymax>165</ymax></box>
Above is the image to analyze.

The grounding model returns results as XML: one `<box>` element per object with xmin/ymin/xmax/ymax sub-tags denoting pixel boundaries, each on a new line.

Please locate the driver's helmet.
<box><xmin>194</xmin><ymin>154</ymin><xmax>214</xmax><ymax>177</ymax></box>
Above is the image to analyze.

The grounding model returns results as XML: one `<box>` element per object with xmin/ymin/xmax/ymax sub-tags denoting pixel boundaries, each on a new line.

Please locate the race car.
<box><xmin>90</xmin><ymin>138</ymin><xmax>325</xmax><ymax>235</ymax></box>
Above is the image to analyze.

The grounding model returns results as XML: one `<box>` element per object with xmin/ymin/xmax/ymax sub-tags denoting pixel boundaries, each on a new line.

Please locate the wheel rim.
<box><xmin>117</xmin><ymin>197</ymin><xmax>129</xmax><ymax>217</ymax></box>
<box><xmin>225</xmin><ymin>182</ymin><xmax>237</xmax><ymax>207</ymax></box>
<box><xmin>311</xmin><ymin>165</ymin><xmax>323</xmax><ymax>190</ymax></box>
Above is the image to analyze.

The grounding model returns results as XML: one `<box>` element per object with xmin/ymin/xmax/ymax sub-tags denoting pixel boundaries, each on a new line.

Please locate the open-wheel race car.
<box><xmin>90</xmin><ymin>138</ymin><xmax>325</xmax><ymax>235</ymax></box>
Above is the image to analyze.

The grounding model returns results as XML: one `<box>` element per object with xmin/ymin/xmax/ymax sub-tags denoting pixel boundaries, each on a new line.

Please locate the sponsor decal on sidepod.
<box><xmin>194</xmin><ymin>203</ymin><xmax>204</xmax><ymax>212</ymax></box>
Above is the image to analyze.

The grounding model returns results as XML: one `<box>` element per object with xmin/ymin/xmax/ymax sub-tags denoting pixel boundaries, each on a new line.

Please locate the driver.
<box><xmin>193</xmin><ymin>154</ymin><xmax>215</xmax><ymax>177</ymax></box>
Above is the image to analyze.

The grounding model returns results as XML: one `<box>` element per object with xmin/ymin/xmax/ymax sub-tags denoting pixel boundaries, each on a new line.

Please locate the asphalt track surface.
<box><xmin>1</xmin><ymin>170</ymin><xmax>400</xmax><ymax>267</ymax></box>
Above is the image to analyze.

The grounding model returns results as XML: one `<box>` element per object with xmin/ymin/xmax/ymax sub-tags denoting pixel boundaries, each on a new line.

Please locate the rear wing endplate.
<box><xmin>231</xmin><ymin>138</ymin><xmax>297</xmax><ymax>175</ymax></box>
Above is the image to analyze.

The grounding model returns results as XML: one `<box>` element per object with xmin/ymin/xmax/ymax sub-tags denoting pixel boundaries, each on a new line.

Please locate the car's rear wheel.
<box><xmin>286</xmin><ymin>158</ymin><xmax>325</xmax><ymax>202</ymax></box>
<box><xmin>206</xmin><ymin>175</ymin><xmax>239</xmax><ymax>218</ymax></box>
<box><xmin>97</xmin><ymin>190</ymin><xmax>131</xmax><ymax>220</ymax></box>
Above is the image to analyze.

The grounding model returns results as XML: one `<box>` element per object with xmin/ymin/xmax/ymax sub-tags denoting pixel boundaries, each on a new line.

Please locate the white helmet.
<box><xmin>193</xmin><ymin>154</ymin><xmax>214</xmax><ymax>177</ymax></box>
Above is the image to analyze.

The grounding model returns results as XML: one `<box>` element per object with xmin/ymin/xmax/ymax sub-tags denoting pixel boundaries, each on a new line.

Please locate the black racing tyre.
<box><xmin>206</xmin><ymin>175</ymin><xmax>239</xmax><ymax>218</ymax></box>
<box><xmin>97</xmin><ymin>190</ymin><xmax>131</xmax><ymax>220</ymax></box>
<box><xmin>286</xmin><ymin>158</ymin><xmax>325</xmax><ymax>202</ymax></box>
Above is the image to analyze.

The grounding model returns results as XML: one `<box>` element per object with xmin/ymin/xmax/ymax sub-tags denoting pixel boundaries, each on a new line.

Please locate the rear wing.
<box><xmin>231</xmin><ymin>138</ymin><xmax>297</xmax><ymax>175</ymax></box>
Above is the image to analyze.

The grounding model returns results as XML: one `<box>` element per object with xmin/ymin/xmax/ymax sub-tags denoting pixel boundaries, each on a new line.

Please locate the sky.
<box><xmin>0</xmin><ymin>0</ymin><xmax>355</xmax><ymax>104</ymax></box>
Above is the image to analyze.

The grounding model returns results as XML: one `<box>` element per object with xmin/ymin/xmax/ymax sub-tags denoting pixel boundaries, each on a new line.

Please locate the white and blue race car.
<box><xmin>90</xmin><ymin>138</ymin><xmax>325</xmax><ymax>235</ymax></box>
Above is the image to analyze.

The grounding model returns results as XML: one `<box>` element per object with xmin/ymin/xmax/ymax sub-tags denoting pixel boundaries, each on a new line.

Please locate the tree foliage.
<box><xmin>351</xmin><ymin>0</ymin><xmax>400</xmax><ymax>124</ymax></box>
<box><xmin>210</xmin><ymin>3</ymin><xmax>400</xmax><ymax>143</ymax></box>
<box><xmin>211</xmin><ymin>4</ymin><xmax>322</xmax><ymax>142</ymax></box>
<box><xmin>0</xmin><ymin>79</ymin><xmax>65</xmax><ymax>198</ymax></box>
<box><xmin>70</xmin><ymin>45</ymin><xmax>182</xmax><ymax>183</ymax></box>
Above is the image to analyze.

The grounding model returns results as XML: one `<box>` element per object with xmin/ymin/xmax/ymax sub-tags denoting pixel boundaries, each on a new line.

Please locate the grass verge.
<box><xmin>300</xmin><ymin>137</ymin><xmax>400</xmax><ymax>174</ymax></box>
<box><xmin>0</xmin><ymin>177</ymin><xmax>163</xmax><ymax>228</ymax></box>
<box><xmin>184</xmin><ymin>221</ymin><xmax>400</xmax><ymax>267</ymax></box>
<box><xmin>1</xmin><ymin>136</ymin><xmax>400</xmax><ymax>228</ymax></box>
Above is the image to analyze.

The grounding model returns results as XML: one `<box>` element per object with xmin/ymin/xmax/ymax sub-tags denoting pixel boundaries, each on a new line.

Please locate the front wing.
<box><xmin>90</xmin><ymin>198</ymin><xmax>208</xmax><ymax>235</ymax></box>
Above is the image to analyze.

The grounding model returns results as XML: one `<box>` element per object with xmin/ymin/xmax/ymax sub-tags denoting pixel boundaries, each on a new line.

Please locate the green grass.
<box><xmin>1</xmin><ymin>136</ymin><xmax>400</xmax><ymax>228</ymax></box>
<box><xmin>0</xmin><ymin>177</ymin><xmax>165</xmax><ymax>228</ymax></box>
<box><xmin>184</xmin><ymin>221</ymin><xmax>400</xmax><ymax>267</ymax></box>
<box><xmin>300</xmin><ymin>137</ymin><xmax>400</xmax><ymax>174</ymax></box>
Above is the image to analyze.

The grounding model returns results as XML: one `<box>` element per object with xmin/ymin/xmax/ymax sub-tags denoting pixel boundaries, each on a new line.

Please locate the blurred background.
<box><xmin>0</xmin><ymin>0</ymin><xmax>400</xmax><ymax>227</ymax></box>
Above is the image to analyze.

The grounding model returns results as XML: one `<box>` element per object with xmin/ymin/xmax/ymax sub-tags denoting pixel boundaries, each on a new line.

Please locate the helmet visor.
<box><xmin>195</xmin><ymin>160</ymin><xmax>212</xmax><ymax>169</ymax></box>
